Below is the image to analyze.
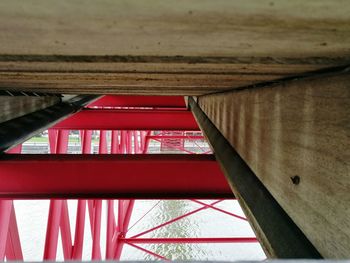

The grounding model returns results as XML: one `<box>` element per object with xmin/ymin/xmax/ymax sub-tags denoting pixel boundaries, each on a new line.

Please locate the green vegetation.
<box><xmin>26</xmin><ymin>137</ymin><xmax>50</xmax><ymax>143</ymax></box>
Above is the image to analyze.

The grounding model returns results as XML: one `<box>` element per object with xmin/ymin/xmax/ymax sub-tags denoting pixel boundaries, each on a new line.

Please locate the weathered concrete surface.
<box><xmin>198</xmin><ymin>71</ymin><xmax>350</xmax><ymax>258</ymax></box>
<box><xmin>1</xmin><ymin>0</ymin><xmax>349</xmax><ymax>57</ymax></box>
<box><xmin>0</xmin><ymin>0</ymin><xmax>349</xmax><ymax>95</ymax></box>
<box><xmin>0</xmin><ymin>96</ymin><xmax>60</xmax><ymax>123</ymax></box>
<box><xmin>0</xmin><ymin>58</ymin><xmax>348</xmax><ymax>95</ymax></box>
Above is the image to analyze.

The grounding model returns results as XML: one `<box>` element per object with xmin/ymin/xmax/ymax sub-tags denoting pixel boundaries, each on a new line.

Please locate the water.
<box><xmin>14</xmin><ymin>199</ymin><xmax>266</xmax><ymax>261</ymax></box>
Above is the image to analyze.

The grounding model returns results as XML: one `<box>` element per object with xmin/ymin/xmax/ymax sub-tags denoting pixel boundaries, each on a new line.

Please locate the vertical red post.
<box><xmin>57</xmin><ymin>131</ymin><xmax>72</xmax><ymax>260</ymax></box>
<box><xmin>60</xmin><ymin>201</ymin><xmax>73</xmax><ymax>260</ymax></box>
<box><xmin>44</xmin><ymin>130</ymin><xmax>69</xmax><ymax>260</ymax></box>
<box><xmin>56</xmin><ymin>130</ymin><xmax>69</xmax><ymax>153</ymax></box>
<box><xmin>121</xmin><ymin>131</ymin><xmax>127</xmax><ymax>154</ymax></box>
<box><xmin>88</xmin><ymin>201</ymin><xmax>94</xmax><ymax>235</ymax></box>
<box><xmin>106</xmin><ymin>200</ymin><xmax>115</xmax><ymax>259</ymax></box>
<box><xmin>71</xmin><ymin>200</ymin><xmax>86</xmax><ymax>260</ymax></box>
<box><xmin>127</xmin><ymin>131</ymin><xmax>132</xmax><ymax>154</ymax></box>
<box><xmin>114</xmin><ymin>200</ymin><xmax>135</xmax><ymax>260</ymax></box>
<box><xmin>113</xmin><ymin>128</ymin><xmax>136</xmax><ymax>259</ymax></box>
<box><xmin>80</xmin><ymin>130</ymin><xmax>92</xmax><ymax>154</ymax></box>
<box><xmin>140</xmin><ymin>131</ymin><xmax>146</xmax><ymax>151</ymax></box>
<box><xmin>5</xmin><ymin>202</ymin><xmax>23</xmax><ymax>260</ymax></box>
<box><xmin>106</xmin><ymin>133</ymin><xmax>118</xmax><ymax>259</ymax></box>
<box><xmin>48</xmin><ymin>129</ymin><xmax>58</xmax><ymax>153</ymax></box>
<box><xmin>122</xmin><ymin>201</ymin><xmax>135</xmax><ymax>232</ymax></box>
<box><xmin>134</xmin><ymin>131</ymin><xmax>140</xmax><ymax>153</ymax></box>
<box><xmin>142</xmin><ymin>131</ymin><xmax>151</xmax><ymax>154</ymax></box>
<box><xmin>91</xmin><ymin>201</ymin><xmax>102</xmax><ymax>260</ymax></box>
<box><xmin>3</xmin><ymin>143</ymin><xmax>23</xmax><ymax>261</ymax></box>
<box><xmin>43</xmin><ymin>200</ymin><xmax>63</xmax><ymax>260</ymax></box>
<box><xmin>113</xmin><ymin>200</ymin><xmax>124</xmax><ymax>260</ymax></box>
<box><xmin>0</xmin><ymin>200</ymin><xmax>12</xmax><ymax>261</ymax></box>
<box><xmin>111</xmin><ymin>130</ymin><xmax>120</xmax><ymax>154</ymax></box>
<box><xmin>90</xmin><ymin>130</ymin><xmax>108</xmax><ymax>260</ymax></box>
<box><xmin>99</xmin><ymin>130</ymin><xmax>108</xmax><ymax>154</ymax></box>
<box><xmin>117</xmin><ymin>201</ymin><xmax>124</xmax><ymax>234</ymax></box>
<box><xmin>71</xmin><ymin>130</ymin><xmax>92</xmax><ymax>259</ymax></box>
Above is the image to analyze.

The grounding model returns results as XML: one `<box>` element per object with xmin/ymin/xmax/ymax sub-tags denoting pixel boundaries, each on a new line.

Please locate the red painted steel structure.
<box><xmin>88</xmin><ymin>95</ymin><xmax>186</xmax><ymax>108</ymax></box>
<box><xmin>0</xmin><ymin>155</ymin><xmax>231</xmax><ymax>198</ymax></box>
<box><xmin>1</xmin><ymin>145</ymin><xmax>23</xmax><ymax>261</ymax></box>
<box><xmin>0</xmin><ymin>95</ymin><xmax>259</xmax><ymax>261</ymax></box>
<box><xmin>53</xmin><ymin>109</ymin><xmax>199</xmax><ymax>130</ymax></box>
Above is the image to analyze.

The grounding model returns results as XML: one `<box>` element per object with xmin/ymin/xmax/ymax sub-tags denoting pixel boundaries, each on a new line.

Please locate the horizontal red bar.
<box><xmin>148</xmin><ymin>135</ymin><xmax>204</xmax><ymax>140</ymax></box>
<box><xmin>0</xmin><ymin>154</ymin><xmax>232</xmax><ymax>198</ymax></box>
<box><xmin>53</xmin><ymin>109</ymin><xmax>199</xmax><ymax>130</ymax></box>
<box><xmin>123</xmin><ymin>237</ymin><xmax>258</xmax><ymax>243</ymax></box>
<box><xmin>88</xmin><ymin>95</ymin><xmax>186</xmax><ymax>108</ymax></box>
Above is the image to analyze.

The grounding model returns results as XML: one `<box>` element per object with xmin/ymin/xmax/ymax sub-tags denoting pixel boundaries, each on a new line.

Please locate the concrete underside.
<box><xmin>0</xmin><ymin>0</ymin><xmax>349</xmax><ymax>95</ymax></box>
<box><xmin>198</xmin><ymin>71</ymin><xmax>350</xmax><ymax>258</ymax></box>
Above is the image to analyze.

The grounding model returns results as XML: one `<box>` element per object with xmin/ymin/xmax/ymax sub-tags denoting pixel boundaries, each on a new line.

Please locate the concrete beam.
<box><xmin>189</xmin><ymin>97</ymin><xmax>321</xmax><ymax>258</ymax></box>
<box><xmin>1</xmin><ymin>0</ymin><xmax>349</xmax><ymax>57</ymax></box>
<box><xmin>0</xmin><ymin>0</ymin><xmax>349</xmax><ymax>95</ymax></box>
<box><xmin>197</xmin><ymin>69</ymin><xmax>350</xmax><ymax>258</ymax></box>
<box><xmin>0</xmin><ymin>96</ymin><xmax>60</xmax><ymax>123</ymax></box>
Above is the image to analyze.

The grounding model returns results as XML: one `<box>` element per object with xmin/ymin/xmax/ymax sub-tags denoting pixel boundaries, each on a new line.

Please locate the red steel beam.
<box><xmin>0</xmin><ymin>154</ymin><xmax>232</xmax><ymax>198</ymax></box>
<box><xmin>123</xmin><ymin>237</ymin><xmax>258</xmax><ymax>243</ymax></box>
<box><xmin>53</xmin><ymin>109</ymin><xmax>199</xmax><ymax>130</ymax></box>
<box><xmin>88</xmin><ymin>95</ymin><xmax>186</xmax><ymax>108</ymax></box>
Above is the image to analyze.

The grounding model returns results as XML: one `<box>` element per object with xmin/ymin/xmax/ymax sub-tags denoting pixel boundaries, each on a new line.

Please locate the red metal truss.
<box><xmin>88</xmin><ymin>95</ymin><xmax>186</xmax><ymax>108</ymax></box>
<box><xmin>122</xmin><ymin>199</ymin><xmax>256</xmax><ymax>261</ymax></box>
<box><xmin>0</xmin><ymin>95</ymin><xmax>261</xmax><ymax>261</ymax></box>
<box><xmin>0</xmin><ymin>154</ymin><xmax>231</xmax><ymax>198</ymax></box>
<box><xmin>53</xmin><ymin>109</ymin><xmax>199</xmax><ymax>130</ymax></box>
